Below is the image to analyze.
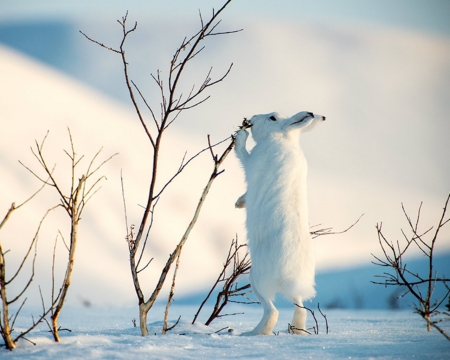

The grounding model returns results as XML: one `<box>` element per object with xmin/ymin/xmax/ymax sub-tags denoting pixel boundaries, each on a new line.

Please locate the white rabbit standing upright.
<box><xmin>234</xmin><ymin>111</ymin><xmax>326</xmax><ymax>335</ymax></box>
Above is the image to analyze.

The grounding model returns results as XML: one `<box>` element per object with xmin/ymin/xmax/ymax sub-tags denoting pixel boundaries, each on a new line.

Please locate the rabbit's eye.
<box><xmin>269</xmin><ymin>116</ymin><xmax>276</xmax><ymax>121</ymax></box>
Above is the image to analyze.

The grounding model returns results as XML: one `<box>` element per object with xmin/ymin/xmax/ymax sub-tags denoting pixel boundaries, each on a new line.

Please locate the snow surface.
<box><xmin>3</xmin><ymin>305</ymin><xmax>450</xmax><ymax>359</ymax></box>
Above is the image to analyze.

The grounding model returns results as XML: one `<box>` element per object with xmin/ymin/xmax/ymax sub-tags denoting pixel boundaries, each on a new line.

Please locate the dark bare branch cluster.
<box><xmin>372</xmin><ymin>193</ymin><xmax>450</xmax><ymax>340</ymax></box>
<box><xmin>192</xmin><ymin>236</ymin><xmax>254</xmax><ymax>326</ymax></box>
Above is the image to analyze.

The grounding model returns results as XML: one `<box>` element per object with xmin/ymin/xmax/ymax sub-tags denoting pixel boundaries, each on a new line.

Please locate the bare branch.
<box><xmin>294</xmin><ymin>304</ymin><xmax>319</xmax><ymax>335</ymax></box>
<box><xmin>0</xmin><ymin>180</ymin><xmax>47</xmax><ymax>231</ymax></box>
<box><xmin>121</xmin><ymin>170</ymin><xmax>130</xmax><ymax>241</ymax></box>
<box><xmin>10</xmin><ymin>297</ymin><xmax>27</xmax><ymax>331</ymax></box>
<box><xmin>6</xmin><ymin>206</ymin><xmax>58</xmax><ymax>287</ymax></box>
<box><xmin>372</xmin><ymin>194</ymin><xmax>450</xmax><ymax>340</ymax></box>
<box><xmin>131</xmin><ymin>80</ymin><xmax>159</xmax><ymax>130</ymax></box>
<box><xmin>79</xmin><ymin>30</ymin><xmax>121</xmax><ymax>53</ymax></box>
<box><xmin>153</xmin><ymin>136</ymin><xmax>230</xmax><ymax>200</ymax></box>
<box><xmin>136</xmin><ymin>197</ymin><xmax>159</xmax><ymax>271</ymax></box>
<box><xmin>311</xmin><ymin>214</ymin><xmax>364</xmax><ymax>239</ymax></box>
<box><xmin>162</xmin><ymin>253</ymin><xmax>181</xmax><ymax>334</ymax></box>
<box><xmin>193</xmin><ymin>235</ymin><xmax>253</xmax><ymax>326</ymax></box>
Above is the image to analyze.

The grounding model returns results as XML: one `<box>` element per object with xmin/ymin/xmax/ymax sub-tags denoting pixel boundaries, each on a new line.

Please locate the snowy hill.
<box><xmin>1</xmin><ymin>5</ymin><xmax>450</xmax><ymax>311</ymax></box>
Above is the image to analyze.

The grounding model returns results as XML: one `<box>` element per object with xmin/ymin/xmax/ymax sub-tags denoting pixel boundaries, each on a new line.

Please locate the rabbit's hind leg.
<box><xmin>241</xmin><ymin>285</ymin><xmax>278</xmax><ymax>335</ymax></box>
<box><xmin>290</xmin><ymin>298</ymin><xmax>308</xmax><ymax>335</ymax></box>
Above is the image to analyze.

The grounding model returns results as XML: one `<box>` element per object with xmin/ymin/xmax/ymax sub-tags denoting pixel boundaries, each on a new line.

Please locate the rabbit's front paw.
<box><xmin>235</xmin><ymin>193</ymin><xmax>246</xmax><ymax>209</ymax></box>
<box><xmin>234</xmin><ymin>129</ymin><xmax>249</xmax><ymax>146</ymax></box>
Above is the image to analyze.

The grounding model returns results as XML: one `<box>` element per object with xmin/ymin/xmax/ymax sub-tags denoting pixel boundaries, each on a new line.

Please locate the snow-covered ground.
<box><xmin>3</xmin><ymin>305</ymin><xmax>450</xmax><ymax>359</ymax></box>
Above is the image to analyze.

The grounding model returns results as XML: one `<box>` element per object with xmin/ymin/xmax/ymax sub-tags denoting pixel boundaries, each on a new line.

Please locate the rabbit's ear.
<box><xmin>285</xmin><ymin>112</ymin><xmax>315</xmax><ymax>131</ymax></box>
<box><xmin>287</xmin><ymin>112</ymin><xmax>326</xmax><ymax>132</ymax></box>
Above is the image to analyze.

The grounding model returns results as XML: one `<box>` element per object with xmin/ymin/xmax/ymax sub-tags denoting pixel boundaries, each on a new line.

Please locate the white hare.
<box><xmin>234</xmin><ymin>111</ymin><xmax>326</xmax><ymax>335</ymax></box>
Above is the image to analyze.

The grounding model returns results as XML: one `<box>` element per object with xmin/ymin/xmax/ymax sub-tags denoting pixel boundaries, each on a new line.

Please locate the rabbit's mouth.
<box><xmin>240</xmin><ymin>118</ymin><xmax>253</xmax><ymax>129</ymax></box>
<box><xmin>290</xmin><ymin>112</ymin><xmax>314</xmax><ymax>126</ymax></box>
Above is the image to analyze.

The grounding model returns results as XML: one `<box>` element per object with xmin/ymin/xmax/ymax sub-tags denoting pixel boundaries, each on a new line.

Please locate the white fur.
<box><xmin>234</xmin><ymin>111</ymin><xmax>325</xmax><ymax>335</ymax></box>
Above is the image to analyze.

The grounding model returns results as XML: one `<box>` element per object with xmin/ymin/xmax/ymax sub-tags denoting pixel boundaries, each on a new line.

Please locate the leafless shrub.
<box><xmin>192</xmin><ymin>235</ymin><xmax>254</xmax><ymax>326</ymax></box>
<box><xmin>81</xmin><ymin>0</ymin><xmax>241</xmax><ymax>336</ymax></box>
<box><xmin>0</xmin><ymin>187</ymin><xmax>57</xmax><ymax>350</ymax></box>
<box><xmin>372</xmin><ymin>193</ymin><xmax>450</xmax><ymax>340</ymax></box>
<box><xmin>20</xmin><ymin>129</ymin><xmax>116</xmax><ymax>342</ymax></box>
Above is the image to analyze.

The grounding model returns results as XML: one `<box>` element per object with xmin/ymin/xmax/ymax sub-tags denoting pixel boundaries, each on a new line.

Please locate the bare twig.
<box><xmin>162</xmin><ymin>254</ymin><xmax>181</xmax><ymax>334</ymax></box>
<box><xmin>152</xmin><ymin>137</ymin><xmax>230</xmax><ymax>201</ymax></box>
<box><xmin>0</xmin><ymin>180</ymin><xmax>47</xmax><ymax>231</ymax></box>
<box><xmin>318</xmin><ymin>303</ymin><xmax>329</xmax><ymax>334</ymax></box>
<box><xmin>164</xmin><ymin>315</ymin><xmax>181</xmax><ymax>333</ymax></box>
<box><xmin>295</xmin><ymin>304</ymin><xmax>319</xmax><ymax>335</ymax></box>
<box><xmin>289</xmin><ymin>304</ymin><xmax>328</xmax><ymax>335</ymax></box>
<box><xmin>288</xmin><ymin>324</ymin><xmax>311</xmax><ymax>335</ymax></box>
<box><xmin>310</xmin><ymin>214</ymin><xmax>364</xmax><ymax>239</ymax></box>
<box><xmin>372</xmin><ymin>194</ymin><xmax>450</xmax><ymax>340</ymax></box>
<box><xmin>6</xmin><ymin>206</ymin><xmax>58</xmax><ymax>304</ymax></box>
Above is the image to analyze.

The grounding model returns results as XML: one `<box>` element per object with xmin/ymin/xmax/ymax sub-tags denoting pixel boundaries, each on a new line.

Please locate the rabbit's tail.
<box><xmin>283</xmin><ymin>282</ymin><xmax>316</xmax><ymax>303</ymax></box>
